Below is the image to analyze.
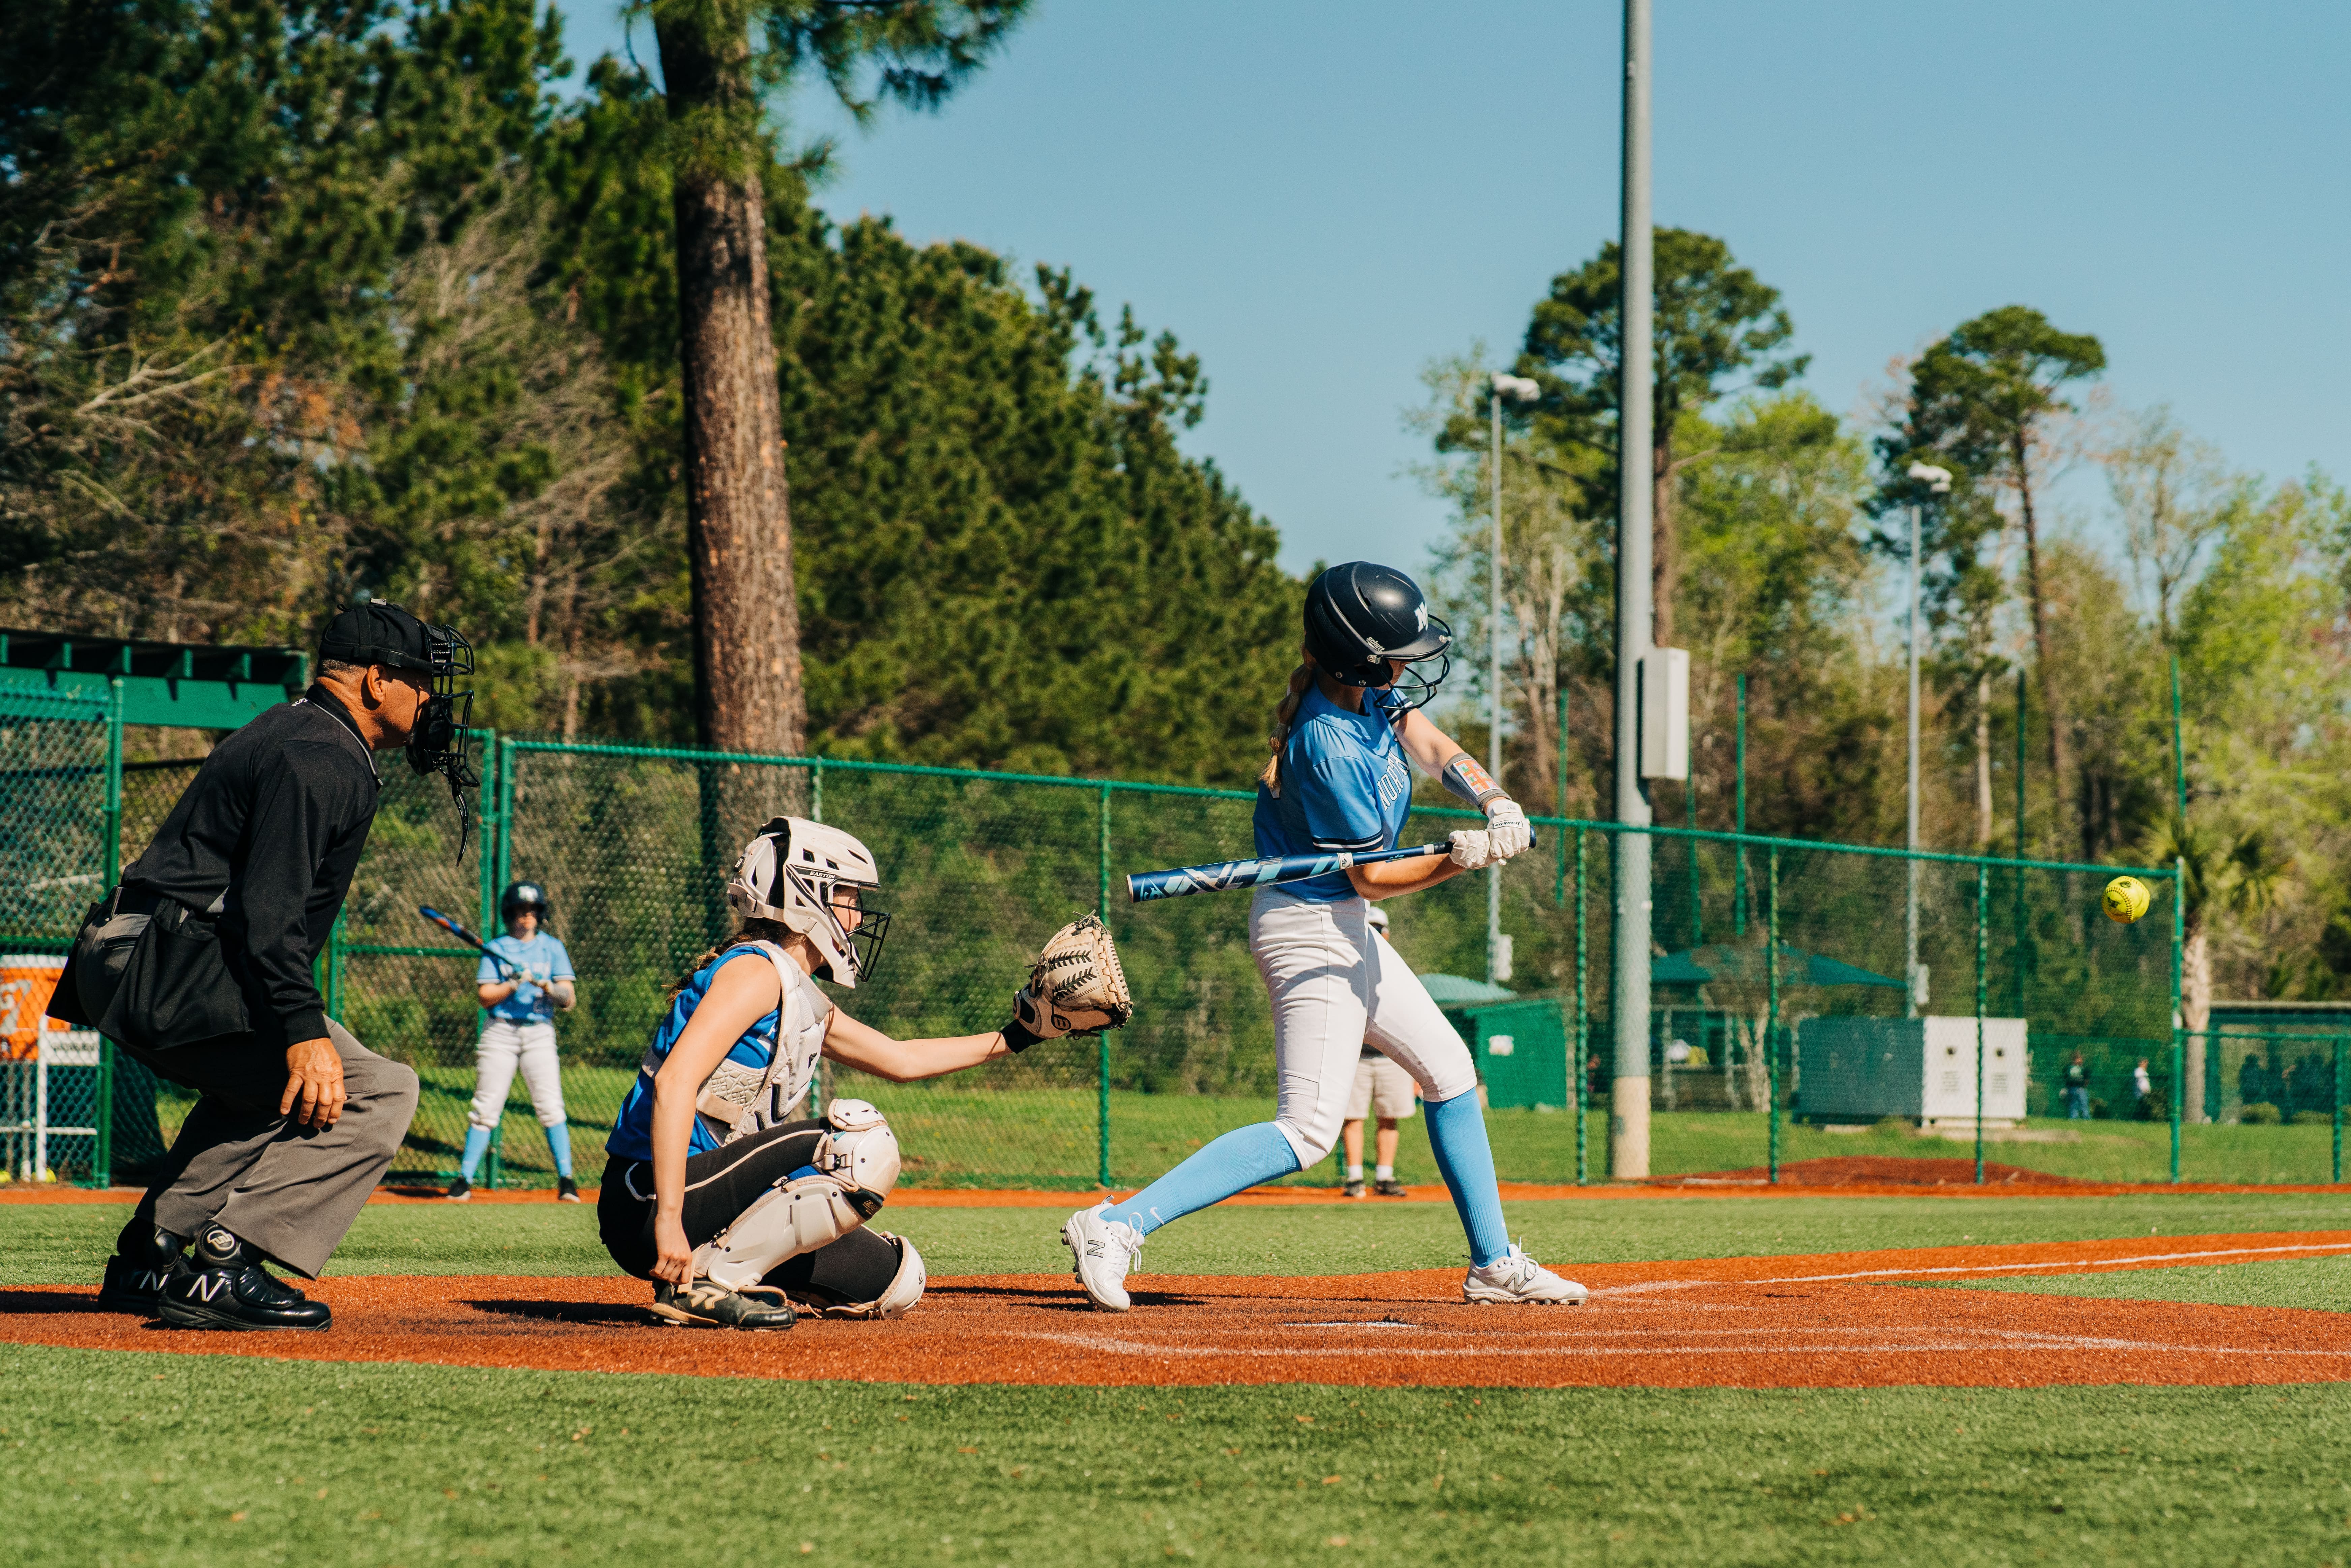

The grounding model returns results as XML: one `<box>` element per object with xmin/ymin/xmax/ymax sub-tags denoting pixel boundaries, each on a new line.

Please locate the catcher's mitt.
<box><xmin>1006</xmin><ymin>914</ymin><xmax>1132</xmax><ymax>1048</ymax></box>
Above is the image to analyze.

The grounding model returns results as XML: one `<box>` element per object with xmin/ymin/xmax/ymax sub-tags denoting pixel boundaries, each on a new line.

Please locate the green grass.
<box><xmin>1926</xmin><ymin>1255</ymin><xmax>2351</xmax><ymax>1314</ymax></box>
<box><xmin>6</xmin><ymin>1347</ymin><xmax>2350</xmax><ymax>1567</ymax></box>
<box><xmin>9</xmin><ymin>1191</ymin><xmax>2351</xmax><ymax>1288</ymax></box>
<box><xmin>361</xmin><ymin>1082</ymin><xmax>2351</xmax><ymax>1192</ymax></box>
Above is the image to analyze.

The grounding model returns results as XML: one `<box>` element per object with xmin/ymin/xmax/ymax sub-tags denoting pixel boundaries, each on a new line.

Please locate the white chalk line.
<box><xmin>1012</xmin><ymin>1330</ymin><xmax>2351</xmax><ymax>1361</ymax></box>
<box><xmin>1594</xmin><ymin>1240</ymin><xmax>2351</xmax><ymax>1297</ymax></box>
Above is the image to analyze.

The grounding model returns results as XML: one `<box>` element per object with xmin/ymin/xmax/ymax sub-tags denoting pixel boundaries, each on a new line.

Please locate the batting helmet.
<box><xmin>500</xmin><ymin>881</ymin><xmax>550</xmax><ymax>925</ymax></box>
<box><xmin>1303</xmin><ymin>562</ymin><xmax>1452</xmax><ymax>713</ymax></box>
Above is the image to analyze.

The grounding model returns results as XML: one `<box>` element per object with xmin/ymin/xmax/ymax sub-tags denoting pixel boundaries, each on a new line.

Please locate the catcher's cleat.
<box><xmin>649</xmin><ymin>1279</ymin><xmax>797</xmax><ymax>1330</ymax></box>
<box><xmin>1342</xmin><ymin>1179</ymin><xmax>1366</xmax><ymax>1199</ymax></box>
<box><xmin>96</xmin><ymin>1229</ymin><xmax>184</xmax><ymax>1314</ymax></box>
<box><xmin>1463</xmin><ymin>1242</ymin><xmax>1587</xmax><ymax>1306</ymax></box>
<box><xmin>1061</xmin><ymin>1203</ymin><xmax>1144</xmax><ymax>1313</ymax></box>
<box><xmin>555</xmin><ymin>1177</ymin><xmax>581</xmax><ymax>1203</ymax></box>
<box><xmin>157</xmin><ymin>1225</ymin><xmax>332</xmax><ymax>1331</ymax></box>
<box><xmin>1373</xmin><ymin>1177</ymin><xmax>1409</xmax><ymax>1198</ymax></box>
<box><xmin>444</xmin><ymin>1175</ymin><xmax>471</xmax><ymax>1202</ymax></box>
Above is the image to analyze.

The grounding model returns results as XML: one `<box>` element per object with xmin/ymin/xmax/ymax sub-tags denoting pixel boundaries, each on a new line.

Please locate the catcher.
<box><xmin>600</xmin><ymin>815</ymin><xmax>1129</xmax><ymax>1329</ymax></box>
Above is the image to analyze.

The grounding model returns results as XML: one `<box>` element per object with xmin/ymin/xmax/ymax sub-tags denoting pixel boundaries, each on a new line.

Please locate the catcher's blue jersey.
<box><xmin>606</xmin><ymin>949</ymin><xmax>783</xmax><ymax>1161</ymax></box>
<box><xmin>1250</xmin><ymin>683</ymin><xmax>1413</xmax><ymax>903</ymax></box>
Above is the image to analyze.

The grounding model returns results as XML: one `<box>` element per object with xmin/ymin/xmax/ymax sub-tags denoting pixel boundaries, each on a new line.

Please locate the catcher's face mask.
<box><xmin>401</xmin><ymin>622</ymin><xmax>479</xmax><ymax>858</ymax></box>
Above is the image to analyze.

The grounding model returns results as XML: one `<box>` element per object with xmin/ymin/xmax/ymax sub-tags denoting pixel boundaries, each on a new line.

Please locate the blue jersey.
<box><xmin>607</xmin><ymin>948</ymin><xmax>788</xmax><ymax>1162</ymax></box>
<box><xmin>1249</xmin><ymin>683</ymin><xmax>1414</xmax><ymax>903</ymax></box>
<box><xmin>478</xmin><ymin>931</ymin><xmax>574</xmax><ymax>1024</ymax></box>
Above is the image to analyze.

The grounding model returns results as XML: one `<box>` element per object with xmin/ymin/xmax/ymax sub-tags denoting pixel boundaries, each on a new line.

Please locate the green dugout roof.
<box><xmin>0</xmin><ymin>628</ymin><xmax>308</xmax><ymax>729</ymax></box>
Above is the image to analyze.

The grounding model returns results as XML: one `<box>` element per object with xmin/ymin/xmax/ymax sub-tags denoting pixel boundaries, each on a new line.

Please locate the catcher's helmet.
<box><xmin>726</xmin><ymin>817</ymin><xmax>892</xmax><ymax>988</ymax></box>
<box><xmin>500</xmin><ymin>881</ymin><xmax>549</xmax><ymax>924</ymax></box>
<box><xmin>1303</xmin><ymin>562</ymin><xmax>1452</xmax><ymax>713</ymax></box>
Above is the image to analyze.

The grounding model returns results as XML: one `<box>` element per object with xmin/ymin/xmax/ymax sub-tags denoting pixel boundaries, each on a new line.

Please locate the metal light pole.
<box><xmin>1903</xmin><ymin>462</ymin><xmax>1951</xmax><ymax>1018</ymax></box>
<box><xmin>1489</xmin><ymin>373</ymin><xmax>1540</xmax><ymax>986</ymax></box>
<box><xmin>1611</xmin><ymin>0</ymin><xmax>1654</xmax><ymax>1179</ymax></box>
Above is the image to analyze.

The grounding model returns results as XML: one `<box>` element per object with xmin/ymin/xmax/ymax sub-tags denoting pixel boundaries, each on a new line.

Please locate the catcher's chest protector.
<box><xmin>675</xmin><ymin>942</ymin><xmax>832</xmax><ymax>1144</ymax></box>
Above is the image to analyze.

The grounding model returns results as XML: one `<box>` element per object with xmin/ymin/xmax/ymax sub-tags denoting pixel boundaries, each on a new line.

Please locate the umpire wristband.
<box><xmin>1001</xmin><ymin>1017</ymin><xmax>1044</xmax><ymax>1054</ymax></box>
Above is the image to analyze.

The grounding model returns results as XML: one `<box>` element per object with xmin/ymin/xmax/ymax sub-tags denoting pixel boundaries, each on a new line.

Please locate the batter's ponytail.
<box><xmin>1260</xmin><ymin>660</ymin><xmax>1315</xmax><ymax>795</ymax></box>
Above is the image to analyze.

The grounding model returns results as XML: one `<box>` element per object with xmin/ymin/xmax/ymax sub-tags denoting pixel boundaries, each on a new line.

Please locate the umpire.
<box><xmin>51</xmin><ymin>603</ymin><xmax>476</xmax><ymax>1330</ymax></box>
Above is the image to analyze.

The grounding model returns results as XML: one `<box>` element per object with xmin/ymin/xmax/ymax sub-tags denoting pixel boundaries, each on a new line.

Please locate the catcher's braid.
<box><xmin>1002</xmin><ymin>914</ymin><xmax>1134</xmax><ymax>1052</ymax></box>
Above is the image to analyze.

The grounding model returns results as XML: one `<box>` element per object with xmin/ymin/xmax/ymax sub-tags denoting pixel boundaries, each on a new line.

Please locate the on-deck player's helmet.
<box><xmin>500</xmin><ymin>881</ymin><xmax>549</xmax><ymax>926</ymax></box>
<box><xmin>726</xmin><ymin>816</ymin><xmax>892</xmax><ymax>988</ymax></box>
<box><xmin>1365</xmin><ymin>901</ymin><xmax>1391</xmax><ymax>935</ymax></box>
<box><xmin>1303</xmin><ymin>562</ymin><xmax>1452</xmax><ymax>713</ymax></box>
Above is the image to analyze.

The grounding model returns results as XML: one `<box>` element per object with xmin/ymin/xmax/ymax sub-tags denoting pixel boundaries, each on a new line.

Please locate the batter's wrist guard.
<box><xmin>1440</xmin><ymin>752</ymin><xmax>1506</xmax><ymax>809</ymax></box>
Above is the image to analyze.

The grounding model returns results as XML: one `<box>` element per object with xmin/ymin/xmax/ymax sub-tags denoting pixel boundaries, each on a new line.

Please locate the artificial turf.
<box><xmin>1929</xmin><ymin>1254</ymin><xmax>2351</xmax><ymax>1313</ymax></box>
<box><xmin>5</xmin><ymin>1345</ymin><xmax>2349</xmax><ymax>1567</ymax></box>
<box><xmin>7</xmin><ymin>1191</ymin><xmax>2351</xmax><ymax>1287</ymax></box>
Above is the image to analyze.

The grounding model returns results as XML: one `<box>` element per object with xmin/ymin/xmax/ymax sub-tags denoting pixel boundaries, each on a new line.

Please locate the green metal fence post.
<box><xmin>812</xmin><ymin>757</ymin><xmax>824</xmax><ymax>824</ymax></box>
<box><xmin>1766</xmin><ymin>844</ymin><xmax>1780</xmax><ymax>1184</ymax></box>
<box><xmin>2171</xmin><ymin>859</ymin><xmax>2185</xmax><ymax>1184</ymax></box>
<box><xmin>1975</xmin><ymin>860</ymin><xmax>1987</xmax><ymax>1186</ymax></box>
<box><xmin>1555</xmin><ymin>686</ymin><xmax>1568</xmax><ymax>907</ymax></box>
<box><xmin>1574</xmin><ymin>828</ymin><xmax>1588</xmax><ymax>1186</ymax></box>
<box><xmin>1687</xmin><ymin>777</ymin><xmax>1701</xmax><ymax>949</ymax></box>
<box><xmin>1733</xmin><ymin>674</ymin><xmax>1747</xmax><ymax>935</ymax></box>
<box><xmin>2334</xmin><ymin>1035</ymin><xmax>2343</xmax><ymax>1186</ymax></box>
<box><xmin>477</xmin><ymin>732</ymin><xmax>503</xmax><ymax>1187</ymax></box>
<box><xmin>1098</xmin><ymin>782</ymin><xmax>1112</xmax><ymax>1190</ymax></box>
<box><xmin>92</xmin><ymin>674</ymin><xmax>125</xmax><ymax>1187</ymax></box>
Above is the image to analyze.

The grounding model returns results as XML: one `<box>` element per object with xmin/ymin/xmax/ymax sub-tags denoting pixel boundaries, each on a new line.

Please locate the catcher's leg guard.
<box><xmin>775</xmin><ymin>1230</ymin><xmax>928</xmax><ymax>1320</ymax></box>
<box><xmin>693</xmin><ymin>1101</ymin><xmax>900</xmax><ymax>1291</ymax></box>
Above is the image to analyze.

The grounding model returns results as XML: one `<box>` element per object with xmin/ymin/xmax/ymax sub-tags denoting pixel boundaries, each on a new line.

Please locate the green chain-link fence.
<box><xmin>8</xmin><ymin>715</ymin><xmax>2346</xmax><ymax>1190</ymax></box>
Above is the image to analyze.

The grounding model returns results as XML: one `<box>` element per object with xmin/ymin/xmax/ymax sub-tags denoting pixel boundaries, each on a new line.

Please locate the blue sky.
<box><xmin>555</xmin><ymin>0</ymin><xmax>2351</xmax><ymax>578</ymax></box>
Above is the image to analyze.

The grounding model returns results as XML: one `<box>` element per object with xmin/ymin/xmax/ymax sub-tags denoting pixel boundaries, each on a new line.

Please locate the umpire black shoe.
<box><xmin>157</xmin><ymin>1224</ymin><xmax>332</xmax><ymax>1331</ymax></box>
<box><xmin>96</xmin><ymin>1228</ymin><xmax>184</xmax><ymax>1314</ymax></box>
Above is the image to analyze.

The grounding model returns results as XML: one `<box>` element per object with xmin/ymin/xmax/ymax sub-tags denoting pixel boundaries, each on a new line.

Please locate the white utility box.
<box><xmin>1640</xmin><ymin>648</ymin><xmax>1689</xmax><ymax>781</ymax></box>
<box><xmin>1796</xmin><ymin>1016</ymin><xmax>2028</xmax><ymax>1126</ymax></box>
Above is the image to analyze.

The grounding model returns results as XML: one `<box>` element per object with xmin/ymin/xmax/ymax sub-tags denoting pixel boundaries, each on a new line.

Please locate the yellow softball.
<box><xmin>2102</xmin><ymin>874</ymin><xmax>2152</xmax><ymax>924</ymax></box>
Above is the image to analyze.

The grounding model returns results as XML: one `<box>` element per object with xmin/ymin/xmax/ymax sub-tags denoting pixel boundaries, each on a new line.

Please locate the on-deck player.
<box><xmin>1061</xmin><ymin>561</ymin><xmax>1585</xmax><ymax>1311</ymax></box>
<box><xmin>447</xmin><ymin>881</ymin><xmax>578</xmax><ymax>1203</ymax></box>
<box><xmin>602</xmin><ymin>815</ymin><xmax>1125</xmax><ymax>1328</ymax></box>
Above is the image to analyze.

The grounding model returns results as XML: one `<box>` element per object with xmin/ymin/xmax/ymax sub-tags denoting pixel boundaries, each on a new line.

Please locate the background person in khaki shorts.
<box><xmin>1340</xmin><ymin>903</ymin><xmax>1415</xmax><ymax>1198</ymax></box>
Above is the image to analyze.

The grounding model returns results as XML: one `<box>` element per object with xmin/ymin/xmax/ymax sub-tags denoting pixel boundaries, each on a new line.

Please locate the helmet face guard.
<box><xmin>401</xmin><ymin>622</ymin><xmax>479</xmax><ymax>856</ymax></box>
<box><xmin>727</xmin><ymin>817</ymin><xmax>891</xmax><ymax>988</ymax></box>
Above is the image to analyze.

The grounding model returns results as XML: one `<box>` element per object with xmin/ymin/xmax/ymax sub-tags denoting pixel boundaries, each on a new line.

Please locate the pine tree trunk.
<box><xmin>657</xmin><ymin>16</ymin><xmax>806</xmax><ymax>765</ymax></box>
<box><xmin>2014</xmin><ymin>431</ymin><xmax>2066</xmax><ymax>849</ymax></box>
<box><xmin>2182</xmin><ymin>922</ymin><xmax>2212</xmax><ymax>1123</ymax></box>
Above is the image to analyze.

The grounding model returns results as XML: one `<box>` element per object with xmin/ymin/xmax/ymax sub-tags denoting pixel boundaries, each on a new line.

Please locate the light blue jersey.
<box><xmin>606</xmin><ymin>949</ymin><xmax>786</xmax><ymax>1162</ymax></box>
<box><xmin>1248</xmin><ymin>683</ymin><xmax>1413</xmax><ymax>902</ymax></box>
<box><xmin>478</xmin><ymin>930</ymin><xmax>575</xmax><ymax>1023</ymax></box>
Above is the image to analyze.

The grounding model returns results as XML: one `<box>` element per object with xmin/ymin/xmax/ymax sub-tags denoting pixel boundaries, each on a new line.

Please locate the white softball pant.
<box><xmin>1250</xmin><ymin>888</ymin><xmax>1478</xmax><ymax>1167</ymax></box>
<box><xmin>468</xmin><ymin>1020</ymin><xmax>567</xmax><ymax>1130</ymax></box>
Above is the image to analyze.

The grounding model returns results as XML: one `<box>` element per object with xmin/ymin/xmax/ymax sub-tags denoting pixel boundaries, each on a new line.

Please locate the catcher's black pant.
<box><xmin>598</xmin><ymin>1120</ymin><xmax>900</xmax><ymax>1308</ymax></box>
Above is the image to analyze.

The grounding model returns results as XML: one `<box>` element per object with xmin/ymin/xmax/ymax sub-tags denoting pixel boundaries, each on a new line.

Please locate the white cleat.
<box><xmin>1463</xmin><ymin>1242</ymin><xmax>1588</xmax><ymax>1306</ymax></box>
<box><xmin>1061</xmin><ymin>1203</ymin><xmax>1145</xmax><ymax>1313</ymax></box>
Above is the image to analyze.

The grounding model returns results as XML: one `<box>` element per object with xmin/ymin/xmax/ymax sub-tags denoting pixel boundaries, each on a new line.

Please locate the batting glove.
<box><xmin>1449</xmin><ymin>829</ymin><xmax>1498</xmax><ymax>870</ymax></box>
<box><xmin>1483</xmin><ymin>798</ymin><xmax>1532</xmax><ymax>860</ymax></box>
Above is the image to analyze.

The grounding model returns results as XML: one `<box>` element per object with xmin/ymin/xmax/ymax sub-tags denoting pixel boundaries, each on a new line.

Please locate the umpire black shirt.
<box><xmin>122</xmin><ymin>685</ymin><xmax>382</xmax><ymax>1047</ymax></box>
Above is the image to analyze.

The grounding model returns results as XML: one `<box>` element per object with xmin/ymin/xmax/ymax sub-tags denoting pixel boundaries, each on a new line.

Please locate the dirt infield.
<box><xmin>6</xmin><ymin>1231</ymin><xmax>2349</xmax><ymax>1389</ymax></box>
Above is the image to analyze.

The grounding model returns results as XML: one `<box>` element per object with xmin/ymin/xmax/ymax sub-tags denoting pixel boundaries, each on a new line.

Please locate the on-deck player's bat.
<box><xmin>1127</xmin><ymin>832</ymin><xmax>1534</xmax><ymax>903</ymax></box>
<box><xmin>416</xmin><ymin>904</ymin><xmax>522</xmax><ymax>979</ymax></box>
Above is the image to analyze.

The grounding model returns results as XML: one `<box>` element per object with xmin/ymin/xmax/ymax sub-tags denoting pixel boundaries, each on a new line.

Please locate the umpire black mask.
<box><xmin>319</xmin><ymin>602</ymin><xmax>479</xmax><ymax>855</ymax></box>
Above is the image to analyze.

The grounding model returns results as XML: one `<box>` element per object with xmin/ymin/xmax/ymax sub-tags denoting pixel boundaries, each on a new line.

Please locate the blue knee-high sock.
<box><xmin>1102</xmin><ymin>1122</ymin><xmax>1300</xmax><ymax>1237</ymax></box>
<box><xmin>1424</xmin><ymin>1090</ymin><xmax>1509</xmax><ymax>1267</ymax></box>
<box><xmin>458</xmin><ymin>1126</ymin><xmax>493</xmax><ymax>1181</ymax></box>
<box><xmin>543</xmin><ymin>1121</ymin><xmax>574</xmax><ymax>1179</ymax></box>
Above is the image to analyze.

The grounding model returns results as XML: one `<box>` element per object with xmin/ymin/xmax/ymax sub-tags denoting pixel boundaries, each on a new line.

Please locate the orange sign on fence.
<box><xmin>0</xmin><ymin>956</ymin><xmax>68</xmax><ymax>1061</ymax></box>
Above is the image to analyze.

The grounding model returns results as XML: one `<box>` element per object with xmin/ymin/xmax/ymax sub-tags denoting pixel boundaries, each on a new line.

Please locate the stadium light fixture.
<box><xmin>1900</xmin><ymin>461</ymin><xmax>1953</xmax><ymax>1013</ymax></box>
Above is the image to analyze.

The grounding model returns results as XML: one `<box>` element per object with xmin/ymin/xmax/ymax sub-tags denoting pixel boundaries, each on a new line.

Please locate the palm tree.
<box><xmin>2139</xmin><ymin>815</ymin><xmax>2287</xmax><ymax>1122</ymax></box>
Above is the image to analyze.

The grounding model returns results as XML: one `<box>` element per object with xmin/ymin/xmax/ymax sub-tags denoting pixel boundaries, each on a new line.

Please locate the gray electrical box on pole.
<box><xmin>1611</xmin><ymin>0</ymin><xmax>1654</xmax><ymax>1179</ymax></box>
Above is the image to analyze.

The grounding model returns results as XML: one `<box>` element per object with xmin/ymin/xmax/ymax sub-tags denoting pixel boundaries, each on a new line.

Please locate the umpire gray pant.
<box><xmin>115</xmin><ymin>1025</ymin><xmax>418</xmax><ymax>1279</ymax></box>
